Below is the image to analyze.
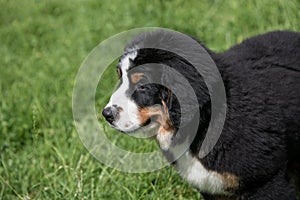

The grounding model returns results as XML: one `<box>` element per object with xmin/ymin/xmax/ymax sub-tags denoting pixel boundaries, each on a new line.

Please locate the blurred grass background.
<box><xmin>0</xmin><ymin>0</ymin><xmax>299</xmax><ymax>199</ymax></box>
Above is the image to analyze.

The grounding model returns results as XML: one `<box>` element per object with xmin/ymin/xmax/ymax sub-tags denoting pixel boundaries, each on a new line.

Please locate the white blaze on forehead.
<box><xmin>106</xmin><ymin>51</ymin><xmax>140</xmax><ymax>132</ymax></box>
<box><xmin>120</xmin><ymin>51</ymin><xmax>138</xmax><ymax>71</ymax></box>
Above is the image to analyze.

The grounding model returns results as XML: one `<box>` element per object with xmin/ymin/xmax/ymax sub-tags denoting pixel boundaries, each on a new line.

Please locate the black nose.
<box><xmin>102</xmin><ymin>107</ymin><xmax>115</xmax><ymax>124</ymax></box>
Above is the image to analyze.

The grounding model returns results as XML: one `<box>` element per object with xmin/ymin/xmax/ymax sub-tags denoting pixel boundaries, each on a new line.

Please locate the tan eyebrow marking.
<box><xmin>130</xmin><ymin>73</ymin><xmax>144</xmax><ymax>84</ymax></box>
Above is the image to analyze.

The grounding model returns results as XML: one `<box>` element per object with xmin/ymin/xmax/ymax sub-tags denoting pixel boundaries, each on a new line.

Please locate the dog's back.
<box><xmin>229</xmin><ymin>31</ymin><xmax>300</xmax><ymax>149</ymax></box>
<box><xmin>215</xmin><ymin>31</ymin><xmax>300</xmax><ymax>194</ymax></box>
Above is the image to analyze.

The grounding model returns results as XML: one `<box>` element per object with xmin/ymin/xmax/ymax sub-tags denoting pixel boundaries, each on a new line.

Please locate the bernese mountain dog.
<box><xmin>102</xmin><ymin>30</ymin><xmax>300</xmax><ymax>200</ymax></box>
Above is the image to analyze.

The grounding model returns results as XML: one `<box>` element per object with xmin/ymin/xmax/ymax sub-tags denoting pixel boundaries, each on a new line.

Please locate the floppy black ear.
<box><xmin>160</xmin><ymin>62</ymin><xmax>201</xmax><ymax>129</ymax></box>
<box><xmin>160</xmin><ymin>88</ymin><xmax>181</xmax><ymax>129</ymax></box>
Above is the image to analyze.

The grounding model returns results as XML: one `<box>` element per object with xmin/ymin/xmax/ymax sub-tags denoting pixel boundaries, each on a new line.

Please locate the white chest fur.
<box><xmin>175</xmin><ymin>152</ymin><xmax>228</xmax><ymax>195</ymax></box>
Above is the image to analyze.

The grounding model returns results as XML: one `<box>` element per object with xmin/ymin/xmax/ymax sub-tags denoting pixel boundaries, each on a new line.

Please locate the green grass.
<box><xmin>0</xmin><ymin>0</ymin><xmax>299</xmax><ymax>199</ymax></box>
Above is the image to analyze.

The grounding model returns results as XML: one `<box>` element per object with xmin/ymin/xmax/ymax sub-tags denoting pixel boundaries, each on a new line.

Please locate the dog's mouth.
<box><xmin>106</xmin><ymin>119</ymin><xmax>158</xmax><ymax>140</ymax></box>
<box><xmin>142</xmin><ymin>118</ymin><xmax>152</xmax><ymax>127</ymax></box>
<box><xmin>118</xmin><ymin>117</ymin><xmax>157</xmax><ymax>133</ymax></box>
<box><xmin>103</xmin><ymin>108</ymin><xmax>161</xmax><ymax>137</ymax></box>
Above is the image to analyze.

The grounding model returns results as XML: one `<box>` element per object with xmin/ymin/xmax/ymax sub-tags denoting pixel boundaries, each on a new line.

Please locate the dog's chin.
<box><xmin>118</xmin><ymin>126</ymin><xmax>141</xmax><ymax>134</ymax></box>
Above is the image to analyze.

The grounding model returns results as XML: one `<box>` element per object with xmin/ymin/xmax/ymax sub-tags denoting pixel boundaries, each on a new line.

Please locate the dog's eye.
<box><xmin>117</xmin><ymin>68</ymin><xmax>122</xmax><ymax>79</ymax></box>
<box><xmin>136</xmin><ymin>84</ymin><xmax>147</xmax><ymax>92</ymax></box>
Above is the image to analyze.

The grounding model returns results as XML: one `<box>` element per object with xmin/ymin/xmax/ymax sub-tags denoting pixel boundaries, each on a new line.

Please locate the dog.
<box><xmin>102</xmin><ymin>30</ymin><xmax>300</xmax><ymax>199</ymax></box>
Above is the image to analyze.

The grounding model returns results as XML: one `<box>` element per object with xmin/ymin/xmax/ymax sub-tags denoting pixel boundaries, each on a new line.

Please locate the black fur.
<box><xmin>124</xmin><ymin>31</ymin><xmax>300</xmax><ymax>199</ymax></box>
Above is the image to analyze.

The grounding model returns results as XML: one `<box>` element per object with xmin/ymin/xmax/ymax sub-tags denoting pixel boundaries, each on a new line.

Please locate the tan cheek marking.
<box><xmin>131</xmin><ymin>73</ymin><xmax>144</xmax><ymax>84</ymax></box>
<box><xmin>138</xmin><ymin>101</ymin><xmax>175</xmax><ymax>134</ymax></box>
<box><xmin>138</xmin><ymin>108</ymin><xmax>152</xmax><ymax>124</ymax></box>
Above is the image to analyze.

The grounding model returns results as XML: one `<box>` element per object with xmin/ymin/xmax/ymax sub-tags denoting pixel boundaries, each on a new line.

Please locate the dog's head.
<box><xmin>102</xmin><ymin>31</ymin><xmax>211</xmax><ymax>150</ymax></box>
<box><xmin>102</xmin><ymin>48</ymin><xmax>180</xmax><ymax>135</ymax></box>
